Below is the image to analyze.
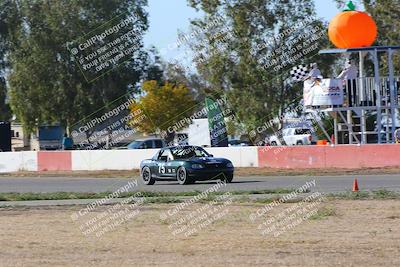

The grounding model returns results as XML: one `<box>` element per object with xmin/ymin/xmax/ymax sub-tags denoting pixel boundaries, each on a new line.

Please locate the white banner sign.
<box><xmin>304</xmin><ymin>79</ymin><xmax>343</xmax><ymax>106</ymax></box>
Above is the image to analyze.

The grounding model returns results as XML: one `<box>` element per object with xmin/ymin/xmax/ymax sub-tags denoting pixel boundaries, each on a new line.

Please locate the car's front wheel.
<box><xmin>221</xmin><ymin>173</ymin><xmax>233</xmax><ymax>183</ymax></box>
<box><xmin>142</xmin><ymin>166</ymin><xmax>155</xmax><ymax>185</ymax></box>
<box><xmin>177</xmin><ymin>167</ymin><xmax>192</xmax><ymax>185</ymax></box>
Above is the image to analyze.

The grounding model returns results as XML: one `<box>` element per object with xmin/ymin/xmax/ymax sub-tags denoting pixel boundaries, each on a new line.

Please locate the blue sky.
<box><xmin>143</xmin><ymin>0</ymin><xmax>342</xmax><ymax>62</ymax></box>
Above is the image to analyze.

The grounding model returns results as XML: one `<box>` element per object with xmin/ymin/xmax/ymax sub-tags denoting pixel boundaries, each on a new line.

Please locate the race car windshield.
<box><xmin>171</xmin><ymin>147</ymin><xmax>210</xmax><ymax>159</ymax></box>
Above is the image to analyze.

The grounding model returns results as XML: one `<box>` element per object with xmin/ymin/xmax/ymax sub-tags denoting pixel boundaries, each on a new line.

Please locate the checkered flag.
<box><xmin>290</xmin><ymin>63</ymin><xmax>314</xmax><ymax>82</ymax></box>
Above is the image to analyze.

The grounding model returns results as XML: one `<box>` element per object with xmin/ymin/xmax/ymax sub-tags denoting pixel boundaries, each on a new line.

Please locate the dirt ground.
<box><xmin>1</xmin><ymin>200</ymin><xmax>400</xmax><ymax>267</ymax></box>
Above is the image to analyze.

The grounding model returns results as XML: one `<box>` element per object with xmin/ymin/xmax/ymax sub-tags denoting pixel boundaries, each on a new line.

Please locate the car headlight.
<box><xmin>191</xmin><ymin>164</ymin><xmax>205</xmax><ymax>169</ymax></box>
<box><xmin>226</xmin><ymin>162</ymin><xmax>234</xmax><ymax>168</ymax></box>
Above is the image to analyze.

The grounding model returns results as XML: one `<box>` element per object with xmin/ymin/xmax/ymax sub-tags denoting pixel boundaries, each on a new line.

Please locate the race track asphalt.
<box><xmin>0</xmin><ymin>174</ymin><xmax>400</xmax><ymax>193</ymax></box>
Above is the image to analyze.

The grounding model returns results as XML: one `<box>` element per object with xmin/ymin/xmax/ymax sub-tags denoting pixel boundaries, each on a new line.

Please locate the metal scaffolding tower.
<box><xmin>317</xmin><ymin>46</ymin><xmax>400</xmax><ymax>144</ymax></box>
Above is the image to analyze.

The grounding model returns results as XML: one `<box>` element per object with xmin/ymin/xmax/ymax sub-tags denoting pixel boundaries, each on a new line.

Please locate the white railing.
<box><xmin>342</xmin><ymin>76</ymin><xmax>399</xmax><ymax>108</ymax></box>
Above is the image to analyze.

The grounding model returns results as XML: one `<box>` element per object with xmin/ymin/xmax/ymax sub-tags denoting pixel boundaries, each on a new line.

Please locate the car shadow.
<box><xmin>169</xmin><ymin>180</ymin><xmax>262</xmax><ymax>185</ymax></box>
<box><xmin>152</xmin><ymin>180</ymin><xmax>263</xmax><ymax>186</ymax></box>
<box><xmin>191</xmin><ymin>180</ymin><xmax>263</xmax><ymax>185</ymax></box>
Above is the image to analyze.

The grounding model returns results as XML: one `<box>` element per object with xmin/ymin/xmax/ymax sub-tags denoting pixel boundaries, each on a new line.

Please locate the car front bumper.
<box><xmin>187</xmin><ymin>168</ymin><xmax>234</xmax><ymax>180</ymax></box>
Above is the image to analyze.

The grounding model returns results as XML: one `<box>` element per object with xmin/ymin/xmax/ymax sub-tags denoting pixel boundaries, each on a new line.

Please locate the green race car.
<box><xmin>140</xmin><ymin>145</ymin><xmax>234</xmax><ymax>185</ymax></box>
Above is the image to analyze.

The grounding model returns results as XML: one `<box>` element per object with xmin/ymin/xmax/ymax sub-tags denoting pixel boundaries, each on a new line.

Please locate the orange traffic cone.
<box><xmin>352</xmin><ymin>179</ymin><xmax>359</xmax><ymax>192</ymax></box>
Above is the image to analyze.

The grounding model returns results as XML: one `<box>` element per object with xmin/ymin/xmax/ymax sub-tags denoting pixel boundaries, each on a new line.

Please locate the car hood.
<box><xmin>188</xmin><ymin>157</ymin><xmax>230</xmax><ymax>164</ymax></box>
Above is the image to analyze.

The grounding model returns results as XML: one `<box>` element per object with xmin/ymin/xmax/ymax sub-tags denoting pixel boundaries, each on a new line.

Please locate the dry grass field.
<box><xmin>1</xmin><ymin>199</ymin><xmax>400</xmax><ymax>267</ymax></box>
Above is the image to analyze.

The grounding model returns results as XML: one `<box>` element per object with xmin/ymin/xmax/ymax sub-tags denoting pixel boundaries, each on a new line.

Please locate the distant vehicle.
<box><xmin>228</xmin><ymin>139</ymin><xmax>252</xmax><ymax>147</ymax></box>
<box><xmin>140</xmin><ymin>145</ymin><xmax>234</xmax><ymax>185</ymax></box>
<box><xmin>127</xmin><ymin>138</ymin><xmax>166</xmax><ymax>149</ymax></box>
<box><xmin>37</xmin><ymin>125</ymin><xmax>64</xmax><ymax>150</ymax></box>
<box><xmin>269</xmin><ymin>127</ymin><xmax>316</xmax><ymax>146</ymax></box>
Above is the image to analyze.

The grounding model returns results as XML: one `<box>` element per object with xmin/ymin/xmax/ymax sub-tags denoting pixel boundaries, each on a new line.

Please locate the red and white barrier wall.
<box><xmin>258</xmin><ymin>144</ymin><xmax>400</xmax><ymax>169</ymax></box>
<box><xmin>0</xmin><ymin>145</ymin><xmax>399</xmax><ymax>172</ymax></box>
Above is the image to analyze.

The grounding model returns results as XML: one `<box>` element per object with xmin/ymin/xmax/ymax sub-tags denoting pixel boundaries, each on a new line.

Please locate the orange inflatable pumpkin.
<box><xmin>328</xmin><ymin>1</ymin><xmax>377</xmax><ymax>49</ymax></box>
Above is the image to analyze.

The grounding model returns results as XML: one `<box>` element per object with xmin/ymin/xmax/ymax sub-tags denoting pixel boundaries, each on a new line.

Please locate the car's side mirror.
<box><xmin>209</xmin><ymin>154</ymin><xmax>214</xmax><ymax>157</ymax></box>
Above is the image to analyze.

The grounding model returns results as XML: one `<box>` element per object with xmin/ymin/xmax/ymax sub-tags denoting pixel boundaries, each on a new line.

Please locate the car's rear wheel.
<box><xmin>271</xmin><ymin>141</ymin><xmax>277</xmax><ymax>146</ymax></box>
<box><xmin>221</xmin><ymin>173</ymin><xmax>233</xmax><ymax>183</ymax></box>
<box><xmin>177</xmin><ymin>167</ymin><xmax>192</xmax><ymax>185</ymax></box>
<box><xmin>142</xmin><ymin>166</ymin><xmax>155</xmax><ymax>185</ymax></box>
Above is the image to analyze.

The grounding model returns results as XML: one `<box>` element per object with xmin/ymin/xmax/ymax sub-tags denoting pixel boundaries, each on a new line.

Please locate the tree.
<box><xmin>363</xmin><ymin>0</ymin><xmax>400</xmax><ymax>47</ymax></box>
<box><xmin>163</xmin><ymin>63</ymin><xmax>208</xmax><ymax>102</ymax></box>
<box><xmin>334</xmin><ymin>0</ymin><xmax>400</xmax><ymax>48</ymax></box>
<box><xmin>0</xmin><ymin>78</ymin><xmax>11</xmax><ymax>121</ymax></box>
<box><xmin>335</xmin><ymin>0</ymin><xmax>400</xmax><ymax>73</ymax></box>
<box><xmin>361</xmin><ymin>0</ymin><xmax>400</xmax><ymax>75</ymax></box>
<box><xmin>143</xmin><ymin>47</ymin><xmax>165</xmax><ymax>84</ymax></box>
<box><xmin>1</xmin><ymin>0</ymin><xmax>149</xmax><ymax>133</ymax></box>
<box><xmin>186</xmin><ymin>0</ymin><xmax>336</xmax><ymax>140</ymax></box>
<box><xmin>129</xmin><ymin>80</ymin><xmax>197</xmax><ymax>143</ymax></box>
<box><xmin>142</xmin><ymin>49</ymin><xmax>209</xmax><ymax>103</ymax></box>
<box><xmin>0</xmin><ymin>0</ymin><xmax>19</xmax><ymax>121</ymax></box>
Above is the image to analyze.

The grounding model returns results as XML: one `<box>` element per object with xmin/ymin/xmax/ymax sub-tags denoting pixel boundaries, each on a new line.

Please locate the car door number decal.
<box><xmin>158</xmin><ymin>163</ymin><xmax>176</xmax><ymax>174</ymax></box>
<box><xmin>158</xmin><ymin>163</ymin><xmax>166</xmax><ymax>174</ymax></box>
